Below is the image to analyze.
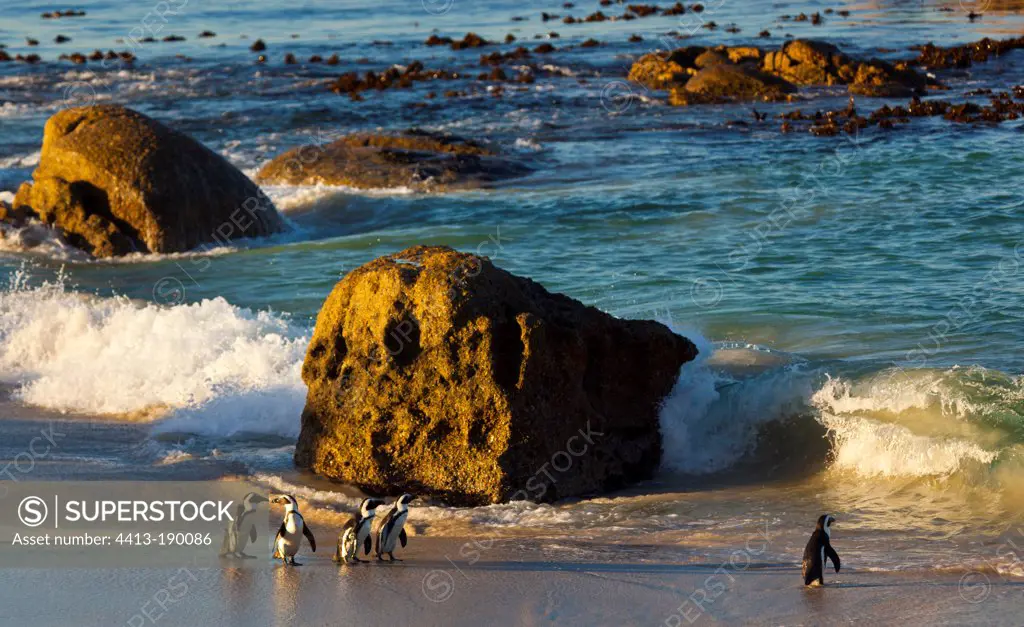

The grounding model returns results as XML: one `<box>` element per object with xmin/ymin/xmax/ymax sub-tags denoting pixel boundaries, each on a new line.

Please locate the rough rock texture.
<box><xmin>849</xmin><ymin>60</ymin><xmax>926</xmax><ymax>97</ymax></box>
<box><xmin>10</xmin><ymin>105</ymin><xmax>283</xmax><ymax>257</ymax></box>
<box><xmin>670</xmin><ymin>64</ymin><xmax>796</xmax><ymax>105</ymax></box>
<box><xmin>761</xmin><ymin>39</ymin><xmax>856</xmax><ymax>85</ymax></box>
<box><xmin>256</xmin><ymin>131</ymin><xmax>530</xmax><ymax>192</ymax></box>
<box><xmin>627</xmin><ymin>52</ymin><xmax>688</xmax><ymax>89</ymax></box>
<box><xmin>294</xmin><ymin>246</ymin><xmax>697</xmax><ymax>506</ymax></box>
<box><xmin>694</xmin><ymin>49</ymin><xmax>730</xmax><ymax>68</ymax></box>
<box><xmin>725</xmin><ymin>46</ymin><xmax>763</xmax><ymax>64</ymax></box>
<box><xmin>762</xmin><ymin>39</ymin><xmax>926</xmax><ymax>96</ymax></box>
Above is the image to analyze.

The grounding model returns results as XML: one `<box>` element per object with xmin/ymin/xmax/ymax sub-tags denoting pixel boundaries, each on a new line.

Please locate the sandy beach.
<box><xmin>0</xmin><ymin>536</ymin><xmax>1019</xmax><ymax>626</ymax></box>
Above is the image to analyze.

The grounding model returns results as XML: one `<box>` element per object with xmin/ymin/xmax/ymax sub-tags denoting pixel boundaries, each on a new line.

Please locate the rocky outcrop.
<box><xmin>294</xmin><ymin>246</ymin><xmax>697</xmax><ymax>506</ymax></box>
<box><xmin>256</xmin><ymin>131</ymin><xmax>530</xmax><ymax>192</ymax></box>
<box><xmin>848</xmin><ymin>60</ymin><xmax>927</xmax><ymax>97</ymax></box>
<box><xmin>762</xmin><ymin>39</ymin><xmax>855</xmax><ymax>85</ymax></box>
<box><xmin>9</xmin><ymin>105</ymin><xmax>283</xmax><ymax>257</ymax></box>
<box><xmin>626</xmin><ymin>52</ymin><xmax>688</xmax><ymax>89</ymax></box>
<box><xmin>670</xmin><ymin>64</ymin><xmax>795</xmax><ymax>105</ymax></box>
<box><xmin>627</xmin><ymin>46</ymin><xmax>763</xmax><ymax>90</ymax></box>
<box><xmin>762</xmin><ymin>39</ymin><xmax>926</xmax><ymax>96</ymax></box>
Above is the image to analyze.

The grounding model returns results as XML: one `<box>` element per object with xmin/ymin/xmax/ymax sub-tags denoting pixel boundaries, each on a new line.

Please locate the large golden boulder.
<box><xmin>256</xmin><ymin>131</ymin><xmax>530</xmax><ymax>192</ymax></box>
<box><xmin>11</xmin><ymin>105</ymin><xmax>283</xmax><ymax>257</ymax></box>
<box><xmin>294</xmin><ymin>246</ymin><xmax>697</xmax><ymax>506</ymax></box>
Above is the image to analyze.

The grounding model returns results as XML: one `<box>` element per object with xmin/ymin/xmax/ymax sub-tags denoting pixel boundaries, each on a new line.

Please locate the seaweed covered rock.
<box><xmin>256</xmin><ymin>131</ymin><xmax>530</xmax><ymax>192</ymax></box>
<box><xmin>10</xmin><ymin>105</ymin><xmax>283</xmax><ymax>257</ymax></box>
<box><xmin>670</xmin><ymin>64</ymin><xmax>795</xmax><ymax>105</ymax></box>
<box><xmin>294</xmin><ymin>246</ymin><xmax>697</xmax><ymax>506</ymax></box>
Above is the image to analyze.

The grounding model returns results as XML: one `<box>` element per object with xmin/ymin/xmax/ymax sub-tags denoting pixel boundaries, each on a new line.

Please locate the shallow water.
<box><xmin>2</xmin><ymin>0</ymin><xmax>1024</xmax><ymax>583</ymax></box>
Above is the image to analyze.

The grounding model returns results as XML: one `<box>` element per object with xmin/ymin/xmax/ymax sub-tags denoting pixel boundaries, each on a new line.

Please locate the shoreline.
<box><xmin>0</xmin><ymin>536</ymin><xmax>1019</xmax><ymax>626</ymax></box>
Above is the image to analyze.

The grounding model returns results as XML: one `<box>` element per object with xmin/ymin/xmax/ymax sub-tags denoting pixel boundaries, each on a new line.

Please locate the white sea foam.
<box><xmin>259</xmin><ymin>182</ymin><xmax>416</xmax><ymax>212</ymax></box>
<box><xmin>822</xmin><ymin>414</ymin><xmax>996</xmax><ymax>477</ymax></box>
<box><xmin>0</xmin><ymin>221</ymin><xmax>89</xmax><ymax>261</ymax></box>
<box><xmin>251</xmin><ymin>472</ymin><xmax>579</xmax><ymax>531</ymax></box>
<box><xmin>657</xmin><ymin>331</ymin><xmax>816</xmax><ymax>474</ymax></box>
<box><xmin>657</xmin><ymin>331</ymin><xmax>1008</xmax><ymax>480</ymax></box>
<box><xmin>812</xmin><ymin>371</ymin><xmax>1001</xmax><ymax>478</ymax></box>
<box><xmin>0</xmin><ymin>151</ymin><xmax>40</xmax><ymax>168</ymax></box>
<box><xmin>0</xmin><ymin>275</ymin><xmax>308</xmax><ymax>437</ymax></box>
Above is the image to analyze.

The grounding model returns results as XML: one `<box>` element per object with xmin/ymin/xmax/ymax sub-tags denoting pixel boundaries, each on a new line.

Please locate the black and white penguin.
<box><xmin>271</xmin><ymin>494</ymin><xmax>316</xmax><ymax>565</ymax></box>
<box><xmin>802</xmin><ymin>514</ymin><xmax>840</xmax><ymax>586</ymax></box>
<box><xmin>219</xmin><ymin>491</ymin><xmax>268</xmax><ymax>558</ymax></box>
<box><xmin>334</xmin><ymin>497</ymin><xmax>385</xmax><ymax>565</ymax></box>
<box><xmin>375</xmin><ymin>493</ymin><xmax>415</xmax><ymax>562</ymax></box>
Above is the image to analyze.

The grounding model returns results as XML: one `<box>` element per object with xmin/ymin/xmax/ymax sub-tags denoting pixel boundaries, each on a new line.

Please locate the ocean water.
<box><xmin>2</xmin><ymin>0</ymin><xmax>1024</xmax><ymax>582</ymax></box>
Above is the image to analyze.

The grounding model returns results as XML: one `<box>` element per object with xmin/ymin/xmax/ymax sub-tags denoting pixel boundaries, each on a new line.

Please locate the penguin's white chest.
<box><xmin>382</xmin><ymin>511</ymin><xmax>409</xmax><ymax>551</ymax></box>
<box><xmin>356</xmin><ymin>518</ymin><xmax>372</xmax><ymax>545</ymax></box>
<box><xmin>277</xmin><ymin>513</ymin><xmax>304</xmax><ymax>557</ymax></box>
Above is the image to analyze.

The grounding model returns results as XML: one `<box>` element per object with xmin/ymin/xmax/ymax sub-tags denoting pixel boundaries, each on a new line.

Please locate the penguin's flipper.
<box><xmin>272</xmin><ymin>521</ymin><xmax>287</xmax><ymax>559</ymax></box>
<box><xmin>303</xmin><ymin>524</ymin><xmax>317</xmax><ymax>552</ymax></box>
<box><xmin>399</xmin><ymin>528</ymin><xmax>407</xmax><ymax>548</ymax></box>
<box><xmin>363</xmin><ymin>535</ymin><xmax>372</xmax><ymax>556</ymax></box>
<box><xmin>826</xmin><ymin>544</ymin><xmax>840</xmax><ymax>572</ymax></box>
<box><xmin>248</xmin><ymin>524</ymin><xmax>258</xmax><ymax>544</ymax></box>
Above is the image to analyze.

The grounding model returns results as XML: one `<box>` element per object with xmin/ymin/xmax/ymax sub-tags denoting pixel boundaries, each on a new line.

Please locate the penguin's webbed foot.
<box><xmin>389</xmin><ymin>553</ymin><xmax>401</xmax><ymax>562</ymax></box>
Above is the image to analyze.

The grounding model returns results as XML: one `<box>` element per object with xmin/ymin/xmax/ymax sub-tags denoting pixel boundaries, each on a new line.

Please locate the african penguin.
<box><xmin>802</xmin><ymin>514</ymin><xmax>840</xmax><ymax>586</ymax></box>
<box><xmin>335</xmin><ymin>497</ymin><xmax>385</xmax><ymax>565</ymax></box>
<box><xmin>219</xmin><ymin>491</ymin><xmax>268</xmax><ymax>558</ymax></box>
<box><xmin>375</xmin><ymin>494</ymin><xmax>415</xmax><ymax>562</ymax></box>
<box><xmin>271</xmin><ymin>494</ymin><xmax>316</xmax><ymax>565</ymax></box>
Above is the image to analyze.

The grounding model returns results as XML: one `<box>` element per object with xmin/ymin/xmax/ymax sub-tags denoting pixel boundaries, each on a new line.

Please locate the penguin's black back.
<box><xmin>802</xmin><ymin>529</ymin><xmax>826</xmax><ymax>584</ymax></box>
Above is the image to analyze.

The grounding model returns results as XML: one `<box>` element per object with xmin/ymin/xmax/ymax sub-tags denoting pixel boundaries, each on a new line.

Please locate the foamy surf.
<box><xmin>0</xmin><ymin>273</ymin><xmax>308</xmax><ymax>438</ymax></box>
<box><xmin>655</xmin><ymin>334</ymin><xmax>1021</xmax><ymax>490</ymax></box>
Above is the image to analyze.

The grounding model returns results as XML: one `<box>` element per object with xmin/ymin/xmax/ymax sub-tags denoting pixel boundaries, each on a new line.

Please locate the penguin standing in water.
<box><xmin>271</xmin><ymin>495</ymin><xmax>316</xmax><ymax>565</ymax></box>
<box><xmin>220</xmin><ymin>492</ymin><xmax>268</xmax><ymax>558</ymax></box>
<box><xmin>802</xmin><ymin>514</ymin><xmax>840</xmax><ymax>586</ymax></box>
<box><xmin>376</xmin><ymin>494</ymin><xmax>415</xmax><ymax>562</ymax></box>
<box><xmin>335</xmin><ymin>497</ymin><xmax>385</xmax><ymax>565</ymax></box>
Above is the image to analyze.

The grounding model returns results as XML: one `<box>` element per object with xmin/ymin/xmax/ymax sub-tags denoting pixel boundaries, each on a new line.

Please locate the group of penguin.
<box><xmin>221</xmin><ymin>493</ymin><xmax>416</xmax><ymax>566</ymax></box>
<box><xmin>229</xmin><ymin>493</ymin><xmax>842</xmax><ymax>587</ymax></box>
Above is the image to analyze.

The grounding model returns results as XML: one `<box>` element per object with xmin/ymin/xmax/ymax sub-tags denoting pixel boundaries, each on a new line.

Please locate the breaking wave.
<box><xmin>658</xmin><ymin>336</ymin><xmax>1022</xmax><ymax>488</ymax></box>
<box><xmin>0</xmin><ymin>271</ymin><xmax>308</xmax><ymax>437</ymax></box>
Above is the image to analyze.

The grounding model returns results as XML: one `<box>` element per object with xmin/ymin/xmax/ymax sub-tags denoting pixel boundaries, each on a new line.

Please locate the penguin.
<box><xmin>334</xmin><ymin>497</ymin><xmax>385</xmax><ymax>565</ymax></box>
<box><xmin>802</xmin><ymin>514</ymin><xmax>840</xmax><ymax>586</ymax></box>
<box><xmin>375</xmin><ymin>493</ymin><xmax>415</xmax><ymax>562</ymax></box>
<box><xmin>271</xmin><ymin>494</ymin><xmax>316</xmax><ymax>565</ymax></box>
<box><xmin>219</xmin><ymin>491</ymin><xmax>268</xmax><ymax>558</ymax></box>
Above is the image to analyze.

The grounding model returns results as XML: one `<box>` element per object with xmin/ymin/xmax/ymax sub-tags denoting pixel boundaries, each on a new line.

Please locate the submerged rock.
<box><xmin>849</xmin><ymin>60</ymin><xmax>926</xmax><ymax>97</ymax></box>
<box><xmin>670</xmin><ymin>64</ymin><xmax>795</xmax><ymax>105</ymax></box>
<box><xmin>256</xmin><ymin>131</ymin><xmax>530</xmax><ymax>192</ymax></box>
<box><xmin>294</xmin><ymin>246</ymin><xmax>697</xmax><ymax>506</ymax></box>
<box><xmin>10</xmin><ymin>105</ymin><xmax>283</xmax><ymax>257</ymax></box>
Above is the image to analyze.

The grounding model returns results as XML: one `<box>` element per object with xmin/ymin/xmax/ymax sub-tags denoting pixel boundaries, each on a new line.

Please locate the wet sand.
<box><xmin>0</xmin><ymin>537</ymin><xmax>1019</xmax><ymax>626</ymax></box>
